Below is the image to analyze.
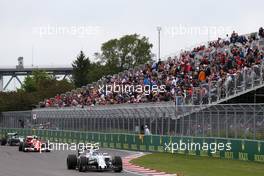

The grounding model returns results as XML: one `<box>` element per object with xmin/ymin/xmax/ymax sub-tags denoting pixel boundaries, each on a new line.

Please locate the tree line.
<box><xmin>0</xmin><ymin>34</ymin><xmax>153</xmax><ymax>112</ymax></box>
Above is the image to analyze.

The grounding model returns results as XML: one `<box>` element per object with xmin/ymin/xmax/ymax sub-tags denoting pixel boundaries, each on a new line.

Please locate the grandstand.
<box><xmin>40</xmin><ymin>28</ymin><xmax>264</xmax><ymax>108</ymax></box>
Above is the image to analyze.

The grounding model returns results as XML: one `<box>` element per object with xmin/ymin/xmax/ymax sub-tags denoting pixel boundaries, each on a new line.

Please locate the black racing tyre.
<box><xmin>9</xmin><ymin>140</ymin><xmax>14</xmax><ymax>146</ymax></box>
<box><xmin>19</xmin><ymin>142</ymin><xmax>23</xmax><ymax>151</ymax></box>
<box><xmin>22</xmin><ymin>143</ymin><xmax>27</xmax><ymax>152</ymax></box>
<box><xmin>78</xmin><ymin>156</ymin><xmax>87</xmax><ymax>172</ymax></box>
<box><xmin>67</xmin><ymin>154</ymin><xmax>77</xmax><ymax>170</ymax></box>
<box><xmin>112</xmin><ymin>156</ymin><xmax>123</xmax><ymax>172</ymax></box>
<box><xmin>1</xmin><ymin>138</ymin><xmax>7</xmax><ymax>146</ymax></box>
<box><xmin>42</xmin><ymin>143</ymin><xmax>50</xmax><ymax>152</ymax></box>
<box><xmin>95</xmin><ymin>163</ymin><xmax>104</xmax><ymax>172</ymax></box>
<box><xmin>45</xmin><ymin>149</ymin><xmax>51</xmax><ymax>152</ymax></box>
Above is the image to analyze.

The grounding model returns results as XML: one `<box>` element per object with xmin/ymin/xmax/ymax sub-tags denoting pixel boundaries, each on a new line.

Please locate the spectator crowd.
<box><xmin>41</xmin><ymin>27</ymin><xmax>264</xmax><ymax>108</ymax></box>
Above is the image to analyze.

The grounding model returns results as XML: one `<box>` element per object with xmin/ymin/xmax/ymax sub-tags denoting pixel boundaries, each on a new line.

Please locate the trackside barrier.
<box><xmin>0</xmin><ymin>128</ymin><xmax>263</xmax><ymax>162</ymax></box>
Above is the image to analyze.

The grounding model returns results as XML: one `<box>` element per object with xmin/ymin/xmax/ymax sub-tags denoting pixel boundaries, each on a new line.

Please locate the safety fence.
<box><xmin>0</xmin><ymin>128</ymin><xmax>263</xmax><ymax>162</ymax></box>
<box><xmin>1</xmin><ymin>104</ymin><xmax>264</xmax><ymax>140</ymax></box>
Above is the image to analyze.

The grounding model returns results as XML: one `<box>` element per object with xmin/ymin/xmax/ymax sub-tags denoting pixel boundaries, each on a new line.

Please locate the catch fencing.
<box><xmin>1</xmin><ymin>103</ymin><xmax>264</xmax><ymax>140</ymax></box>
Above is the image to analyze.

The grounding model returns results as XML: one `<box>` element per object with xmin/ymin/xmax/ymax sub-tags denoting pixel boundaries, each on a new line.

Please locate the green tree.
<box><xmin>101</xmin><ymin>34</ymin><xmax>153</xmax><ymax>75</ymax></box>
<box><xmin>22</xmin><ymin>70</ymin><xmax>52</xmax><ymax>92</ymax></box>
<box><xmin>88</xmin><ymin>62</ymin><xmax>106</xmax><ymax>83</ymax></box>
<box><xmin>0</xmin><ymin>70</ymin><xmax>74</xmax><ymax>112</ymax></box>
<box><xmin>72</xmin><ymin>51</ymin><xmax>91</xmax><ymax>87</ymax></box>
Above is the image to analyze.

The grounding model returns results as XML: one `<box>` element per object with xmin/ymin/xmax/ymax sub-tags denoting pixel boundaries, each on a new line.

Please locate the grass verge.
<box><xmin>130</xmin><ymin>153</ymin><xmax>264</xmax><ymax>176</ymax></box>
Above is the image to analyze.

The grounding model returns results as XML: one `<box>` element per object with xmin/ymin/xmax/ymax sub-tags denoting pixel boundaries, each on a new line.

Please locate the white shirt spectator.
<box><xmin>144</xmin><ymin>126</ymin><xmax>151</xmax><ymax>135</ymax></box>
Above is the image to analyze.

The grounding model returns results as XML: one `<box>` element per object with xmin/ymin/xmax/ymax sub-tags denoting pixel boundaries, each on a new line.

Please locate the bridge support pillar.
<box><xmin>0</xmin><ymin>75</ymin><xmax>3</xmax><ymax>92</ymax></box>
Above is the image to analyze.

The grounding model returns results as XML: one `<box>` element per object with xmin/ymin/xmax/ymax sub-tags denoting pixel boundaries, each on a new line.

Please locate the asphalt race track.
<box><xmin>0</xmin><ymin>146</ymin><xmax>139</xmax><ymax>176</ymax></box>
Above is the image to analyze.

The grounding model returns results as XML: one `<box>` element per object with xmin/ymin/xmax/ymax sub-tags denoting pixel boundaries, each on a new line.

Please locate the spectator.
<box><xmin>144</xmin><ymin>125</ymin><xmax>151</xmax><ymax>135</ymax></box>
<box><xmin>198</xmin><ymin>68</ymin><xmax>206</xmax><ymax>82</ymax></box>
<box><xmin>42</xmin><ymin>28</ymin><xmax>263</xmax><ymax>108</ymax></box>
<box><xmin>230</xmin><ymin>31</ymin><xmax>238</xmax><ymax>43</ymax></box>
<box><xmin>259</xmin><ymin>27</ymin><xmax>264</xmax><ymax>38</ymax></box>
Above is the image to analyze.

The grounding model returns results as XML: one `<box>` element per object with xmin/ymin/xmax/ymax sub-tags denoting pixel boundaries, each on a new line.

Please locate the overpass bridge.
<box><xmin>0</xmin><ymin>57</ymin><xmax>73</xmax><ymax>91</ymax></box>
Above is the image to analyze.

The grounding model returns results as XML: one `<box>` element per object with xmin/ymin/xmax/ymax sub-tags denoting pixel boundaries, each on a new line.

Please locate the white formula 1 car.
<box><xmin>1</xmin><ymin>132</ymin><xmax>24</xmax><ymax>146</ymax></box>
<box><xmin>67</xmin><ymin>148</ymin><xmax>123</xmax><ymax>172</ymax></box>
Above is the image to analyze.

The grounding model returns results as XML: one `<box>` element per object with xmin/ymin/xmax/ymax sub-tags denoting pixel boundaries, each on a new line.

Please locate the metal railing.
<box><xmin>181</xmin><ymin>62</ymin><xmax>264</xmax><ymax>106</ymax></box>
<box><xmin>1</xmin><ymin>104</ymin><xmax>264</xmax><ymax>140</ymax></box>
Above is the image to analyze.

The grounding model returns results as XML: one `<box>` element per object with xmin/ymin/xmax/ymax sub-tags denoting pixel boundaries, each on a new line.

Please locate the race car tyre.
<box><xmin>78</xmin><ymin>156</ymin><xmax>87</xmax><ymax>172</ymax></box>
<box><xmin>1</xmin><ymin>138</ymin><xmax>7</xmax><ymax>146</ymax></box>
<box><xmin>22</xmin><ymin>143</ymin><xmax>27</xmax><ymax>152</ymax></box>
<box><xmin>19</xmin><ymin>142</ymin><xmax>23</xmax><ymax>151</ymax></box>
<box><xmin>112</xmin><ymin>156</ymin><xmax>123</xmax><ymax>172</ymax></box>
<box><xmin>43</xmin><ymin>143</ymin><xmax>50</xmax><ymax>152</ymax></box>
<box><xmin>67</xmin><ymin>154</ymin><xmax>77</xmax><ymax>170</ymax></box>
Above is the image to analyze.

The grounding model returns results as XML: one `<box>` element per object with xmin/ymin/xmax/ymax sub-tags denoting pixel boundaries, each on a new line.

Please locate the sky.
<box><xmin>0</xmin><ymin>0</ymin><xmax>263</xmax><ymax>89</ymax></box>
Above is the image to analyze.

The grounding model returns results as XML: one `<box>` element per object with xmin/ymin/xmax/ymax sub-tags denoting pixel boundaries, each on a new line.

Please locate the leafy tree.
<box><xmin>21</xmin><ymin>76</ymin><xmax>36</xmax><ymax>92</ymax></box>
<box><xmin>36</xmin><ymin>79</ymin><xmax>74</xmax><ymax>99</ymax></box>
<box><xmin>22</xmin><ymin>70</ymin><xmax>52</xmax><ymax>92</ymax></box>
<box><xmin>101</xmin><ymin>34</ymin><xmax>153</xmax><ymax>75</ymax></box>
<box><xmin>88</xmin><ymin>62</ymin><xmax>106</xmax><ymax>83</ymax></box>
<box><xmin>0</xmin><ymin>70</ymin><xmax>74</xmax><ymax>112</ymax></box>
<box><xmin>72</xmin><ymin>51</ymin><xmax>91</xmax><ymax>87</ymax></box>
